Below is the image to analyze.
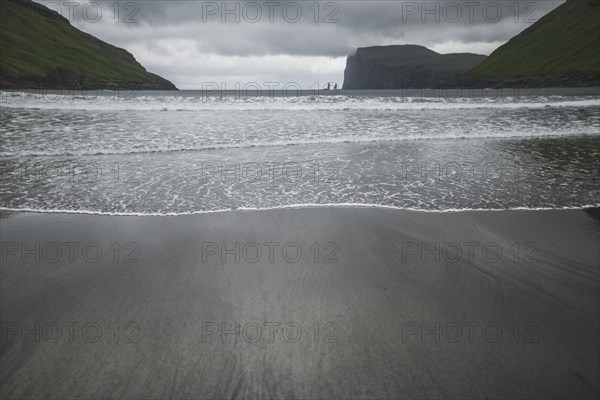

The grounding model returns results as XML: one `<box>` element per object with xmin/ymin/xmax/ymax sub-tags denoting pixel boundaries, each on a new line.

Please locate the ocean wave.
<box><xmin>1</xmin><ymin>92</ymin><xmax>598</xmax><ymax>112</ymax></box>
<box><xmin>1</xmin><ymin>130</ymin><xmax>597</xmax><ymax>158</ymax></box>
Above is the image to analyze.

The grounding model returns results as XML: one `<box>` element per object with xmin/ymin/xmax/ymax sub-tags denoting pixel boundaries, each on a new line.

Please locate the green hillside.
<box><xmin>465</xmin><ymin>0</ymin><xmax>599</xmax><ymax>86</ymax></box>
<box><xmin>0</xmin><ymin>0</ymin><xmax>176</xmax><ymax>89</ymax></box>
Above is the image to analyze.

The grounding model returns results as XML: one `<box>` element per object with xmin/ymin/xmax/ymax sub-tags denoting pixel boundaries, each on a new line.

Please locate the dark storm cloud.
<box><xmin>31</xmin><ymin>1</ymin><xmax>565</xmax><ymax>88</ymax></box>
<box><xmin>36</xmin><ymin>0</ymin><xmax>564</xmax><ymax>57</ymax></box>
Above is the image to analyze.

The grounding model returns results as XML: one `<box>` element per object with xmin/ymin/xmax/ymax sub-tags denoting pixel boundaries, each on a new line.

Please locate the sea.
<box><xmin>1</xmin><ymin>87</ymin><xmax>599</xmax><ymax>215</ymax></box>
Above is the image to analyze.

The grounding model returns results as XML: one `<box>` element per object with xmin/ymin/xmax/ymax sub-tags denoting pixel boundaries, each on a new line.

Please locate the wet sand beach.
<box><xmin>1</xmin><ymin>207</ymin><xmax>598</xmax><ymax>399</ymax></box>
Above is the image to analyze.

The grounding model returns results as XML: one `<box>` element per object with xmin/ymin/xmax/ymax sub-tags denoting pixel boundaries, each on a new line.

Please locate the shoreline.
<box><xmin>2</xmin><ymin>204</ymin><xmax>600</xmax><ymax>218</ymax></box>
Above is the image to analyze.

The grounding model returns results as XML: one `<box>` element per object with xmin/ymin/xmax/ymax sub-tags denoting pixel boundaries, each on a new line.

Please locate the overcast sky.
<box><xmin>35</xmin><ymin>0</ymin><xmax>564</xmax><ymax>89</ymax></box>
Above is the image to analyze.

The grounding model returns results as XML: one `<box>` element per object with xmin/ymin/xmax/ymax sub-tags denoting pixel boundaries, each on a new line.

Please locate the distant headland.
<box><xmin>343</xmin><ymin>0</ymin><xmax>600</xmax><ymax>89</ymax></box>
<box><xmin>342</xmin><ymin>45</ymin><xmax>486</xmax><ymax>89</ymax></box>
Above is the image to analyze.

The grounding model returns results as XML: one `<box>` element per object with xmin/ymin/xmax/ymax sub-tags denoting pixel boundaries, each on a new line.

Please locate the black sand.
<box><xmin>1</xmin><ymin>208</ymin><xmax>598</xmax><ymax>399</ymax></box>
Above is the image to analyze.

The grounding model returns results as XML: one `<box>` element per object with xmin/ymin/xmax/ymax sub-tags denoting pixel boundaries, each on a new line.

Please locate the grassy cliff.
<box><xmin>0</xmin><ymin>0</ymin><xmax>176</xmax><ymax>90</ymax></box>
<box><xmin>462</xmin><ymin>0</ymin><xmax>599</xmax><ymax>87</ymax></box>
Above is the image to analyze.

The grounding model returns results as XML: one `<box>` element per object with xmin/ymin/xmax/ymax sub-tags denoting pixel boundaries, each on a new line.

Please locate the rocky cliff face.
<box><xmin>342</xmin><ymin>45</ymin><xmax>486</xmax><ymax>89</ymax></box>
